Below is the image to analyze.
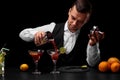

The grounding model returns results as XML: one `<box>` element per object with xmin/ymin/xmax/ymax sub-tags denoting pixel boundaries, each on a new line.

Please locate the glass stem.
<box><xmin>2</xmin><ymin>61</ymin><xmax>5</xmax><ymax>77</ymax></box>
<box><xmin>35</xmin><ymin>61</ymin><xmax>38</xmax><ymax>72</ymax></box>
<box><xmin>53</xmin><ymin>60</ymin><xmax>57</xmax><ymax>71</ymax></box>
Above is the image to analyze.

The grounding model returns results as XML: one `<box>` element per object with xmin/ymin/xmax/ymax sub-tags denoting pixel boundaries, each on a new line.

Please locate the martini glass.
<box><xmin>28</xmin><ymin>49</ymin><xmax>43</xmax><ymax>74</ymax></box>
<box><xmin>47</xmin><ymin>49</ymin><xmax>60</xmax><ymax>74</ymax></box>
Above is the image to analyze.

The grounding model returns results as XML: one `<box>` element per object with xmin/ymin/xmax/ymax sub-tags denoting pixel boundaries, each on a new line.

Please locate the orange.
<box><xmin>108</xmin><ymin>57</ymin><xmax>120</xmax><ymax>65</ymax></box>
<box><xmin>20</xmin><ymin>64</ymin><xmax>29</xmax><ymax>71</ymax></box>
<box><xmin>110</xmin><ymin>62</ymin><xmax>120</xmax><ymax>72</ymax></box>
<box><xmin>98</xmin><ymin>61</ymin><xmax>110</xmax><ymax>72</ymax></box>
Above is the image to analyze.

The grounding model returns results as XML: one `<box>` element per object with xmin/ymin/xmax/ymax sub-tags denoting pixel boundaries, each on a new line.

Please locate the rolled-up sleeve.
<box><xmin>19</xmin><ymin>28</ymin><xmax>37</xmax><ymax>42</ymax></box>
<box><xmin>86</xmin><ymin>43</ymin><xmax>100</xmax><ymax>67</ymax></box>
<box><xmin>19</xmin><ymin>22</ymin><xmax>56</xmax><ymax>42</ymax></box>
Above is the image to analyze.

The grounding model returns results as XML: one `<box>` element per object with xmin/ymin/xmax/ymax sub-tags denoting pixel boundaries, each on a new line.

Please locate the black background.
<box><xmin>1</xmin><ymin>0</ymin><xmax>120</xmax><ymax>67</ymax></box>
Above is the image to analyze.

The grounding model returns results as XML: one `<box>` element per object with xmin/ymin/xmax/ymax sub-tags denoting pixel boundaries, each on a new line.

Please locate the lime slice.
<box><xmin>80</xmin><ymin>65</ymin><xmax>88</xmax><ymax>68</ymax></box>
<box><xmin>59</xmin><ymin>47</ymin><xmax>66</xmax><ymax>54</ymax></box>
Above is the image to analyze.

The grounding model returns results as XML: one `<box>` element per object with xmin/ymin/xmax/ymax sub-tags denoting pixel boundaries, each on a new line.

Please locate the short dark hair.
<box><xmin>72</xmin><ymin>0</ymin><xmax>92</xmax><ymax>13</ymax></box>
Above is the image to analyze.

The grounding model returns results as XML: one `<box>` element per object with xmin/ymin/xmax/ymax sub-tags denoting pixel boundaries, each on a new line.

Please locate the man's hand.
<box><xmin>34</xmin><ymin>31</ymin><xmax>46</xmax><ymax>46</ymax></box>
<box><xmin>88</xmin><ymin>31</ymin><xmax>105</xmax><ymax>46</ymax></box>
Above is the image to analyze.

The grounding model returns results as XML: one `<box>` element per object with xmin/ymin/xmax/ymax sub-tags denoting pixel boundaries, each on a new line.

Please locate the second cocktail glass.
<box><xmin>47</xmin><ymin>49</ymin><xmax>60</xmax><ymax>74</ymax></box>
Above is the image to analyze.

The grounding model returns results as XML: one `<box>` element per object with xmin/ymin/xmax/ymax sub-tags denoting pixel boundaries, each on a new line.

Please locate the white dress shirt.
<box><xmin>64</xmin><ymin>21</ymin><xmax>80</xmax><ymax>54</ymax></box>
<box><xmin>19</xmin><ymin>21</ymin><xmax>100</xmax><ymax>67</ymax></box>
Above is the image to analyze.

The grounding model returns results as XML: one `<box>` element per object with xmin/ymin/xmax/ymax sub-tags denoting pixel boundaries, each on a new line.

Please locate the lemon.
<box><xmin>20</xmin><ymin>64</ymin><xmax>29</xmax><ymax>71</ymax></box>
<box><xmin>59</xmin><ymin>47</ymin><xmax>66</xmax><ymax>54</ymax></box>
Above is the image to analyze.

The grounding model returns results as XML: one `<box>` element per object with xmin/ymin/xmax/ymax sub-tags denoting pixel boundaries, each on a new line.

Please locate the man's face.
<box><xmin>68</xmin><ymin>5</ymin><xmax>90</xmax><ymax>32</ymax></box>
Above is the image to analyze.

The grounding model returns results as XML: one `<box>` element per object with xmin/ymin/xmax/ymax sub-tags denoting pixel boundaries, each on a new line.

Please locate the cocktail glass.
<box><xmin>47</xmin><ymin>49</ymin><xmax>60</xmax><ymax>74</ymax></box>
<box><xmin>28</xmin><ymin>49</ymin><xmax>43</xmax><ymax>74</ymax></box>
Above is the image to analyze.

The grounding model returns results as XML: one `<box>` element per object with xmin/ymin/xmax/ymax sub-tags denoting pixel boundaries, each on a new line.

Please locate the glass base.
<box><xmin>50</xmin><ymin>71</ymin><xmax>60</xmax><ymax>74</ymax></box>
<box><xmin>32</xmin><ymin>71</ymin><xmax>41</xmax><ymax>75</ymax></box>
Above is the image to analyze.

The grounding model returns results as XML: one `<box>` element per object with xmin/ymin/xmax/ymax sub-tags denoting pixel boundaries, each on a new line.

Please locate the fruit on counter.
<box><xmin>20</xmin><ymin>64</ymin><xmax>29</xmax><ymax>71</ymax></box>
<box><xmin>107</xmin><ymin>57</ymin><xmax>120</xmax><ymax>65</ymax></box>
<box><xmin>110</xmin><ymin>62</ymin><xmax>120</xmax><ymax>72</ymax></box>
<box><xmin>98</xmin><ymin>61</ymin><xmax>110</xmax><ymax>72</ymax></box>
<box><xmin>80</xmin><ymin>65</ymin><xmax>88</xmax><ymax>69</ymax></box>
<box><xmin>98</xmin><ymin>57</ymin><xmax>120</xmax><ymax>73</ymax></box>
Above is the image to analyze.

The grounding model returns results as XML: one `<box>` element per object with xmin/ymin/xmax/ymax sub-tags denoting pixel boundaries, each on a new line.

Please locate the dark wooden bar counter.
<box><xmin>1</xmin><ymin>67</ymin><xmax>120</xmax><ymax>80</ymax></box>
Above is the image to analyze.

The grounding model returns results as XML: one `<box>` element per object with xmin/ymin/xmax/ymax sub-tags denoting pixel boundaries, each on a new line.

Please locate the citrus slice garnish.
<box><xmin>80</xmin><ymin>65</ymin><xmax>88</xmax><ymax>69</ymax></box>
<box><xmin>59</xmin><ymin>47</ymin><xmax>66</xmax><ymax>54</ymax></box>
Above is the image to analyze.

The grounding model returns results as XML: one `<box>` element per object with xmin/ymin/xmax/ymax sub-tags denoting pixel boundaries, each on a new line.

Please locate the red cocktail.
<box><xmin>47</xmin><ymin>49</ymin><xmax>60</xmax><ymax>74</ymax></box>
<box><xmin>28</xmin><ymin>49</ymin><xmax>43</xmax><ymax>74</ymax></box>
